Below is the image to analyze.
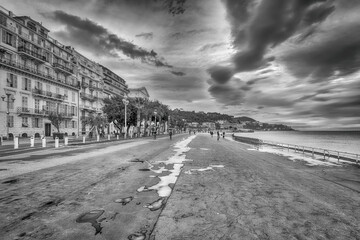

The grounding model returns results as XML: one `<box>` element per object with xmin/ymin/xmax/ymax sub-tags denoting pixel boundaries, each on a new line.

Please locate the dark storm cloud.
<box><xmin>219</xmin><ymin>0</ymin><xmax>335</xmax><ymax>73</ymax></box>
<box><xmin>208</xmin><ymin>84</ymin><xmax>245</xmax><ymax>106</ymax></box>
<box><xmin>313</xmin><ymin>96</ymin><xmax>360</xmax><ymax>118</ymax></box>
<box><xmin>43</xmin><ymin>10</ymin><xmax>171</xmax><ymax>67</ymax></box>
<box><xmin>283</xmin><ymin>21</ymin><xmax>360</xmax><ymax>80</ymax></box>
<box><xmin>302</xmin><ymin>1</ymin><xmax>335</xmax><ymax>26</ymax></box>
<box><xmin>170</xmin><ymin>71</ymin><xmax>186</xmax><ymax>76</ymax></box>
<box><xmin>135</xmin><ymin>32</ymin><xmax>154</xmax><ymax>40</ymax></box>
<box><xmin>207</xmin><ymin>66</ymin><xmax>233</xmax><ymax>84</ymax></box>
<box><xmin>232</xmin><ymin>0</ymin><xmax>333</xmax><ymax>72</ymax></box>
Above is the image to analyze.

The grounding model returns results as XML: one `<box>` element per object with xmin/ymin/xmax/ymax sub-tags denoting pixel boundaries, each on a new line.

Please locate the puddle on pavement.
<box><xmin>185</xmin><ymin>165</ymin><xmax>224</xmax><ymax>174</ymax></box>
<box><xmin>138</xmin><ymin>168</ymin><xmax>151</xmax><ymax>171</ymax></box>
<box><xmin>143</xmin><ymin>197</ymin><xmax>167</xmax><ymax>211</ymax></box>
<box><xmin>76</xmin><ymin>210</ymin><xmax>105</xmax><ymax>235</ymax></box>
<box><xmin>110</xmin><ymin>212</ymin><xmax>119</xmax><ymax>220</ymax></box>
<box><xmin>2</xmin><ymin>179</ymin><xmax>19</xmax><ymax>184</ymax></box>
<box><xmin>200</xmin><ymin>148</ymin><xmax>210</xmax><ymax>150</ymax></box>
<box><xmin>0</xmin><ymin>168</ymin><xmax>8</xmax><ymax>171</ymax></box>
<box><xmin>114</xmin><ymin>196</ymin><xmax>134</xmax><ymax>205</ymax></box>
<box><xmin>137</xmin><ymin>186</ymin><xmax>153</xmax><ymax>193</ymax></box>
<box><xmin>130</xmin><ymin>158</ymin><xmax>144</xmax><ymax>163</ymax></box>
<box><xmin>138</xmin><ymin>136</ymin><xmax>196</xmax><ymax>198</ymax></box>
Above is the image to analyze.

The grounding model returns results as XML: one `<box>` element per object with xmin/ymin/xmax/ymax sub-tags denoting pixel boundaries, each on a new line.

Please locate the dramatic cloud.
<box><xmin>135</xmin><ymin>32</ymin><xmax>154</xmax><ymax>40</ymax></box>
<box><xmin>170</xmin><ymin>71</ymin><xmax>186</xmax><ymax>76</ymax></box>
<box><xmin>208</xmin><ymin>83</ymin><xmax>245</xmax><ymax>106</ymax></box>
<box><xmin>170</xmin><ymin>28</ymin><xmax>212</xmax><ymax>39</ymax></box>
<box><xmin>282</xmin><ymin>21</ymin><xmax>360</xmax><ymax>81</ymax></box>
<box><xmin>43</xmin><ymin>10</ymin><xmax>171</xmax><ymax>67</ymax></box>
<box><xmin>207</xmin><ymin>65</ymin><xmax>233</xmax><ymax>84</ymax></box>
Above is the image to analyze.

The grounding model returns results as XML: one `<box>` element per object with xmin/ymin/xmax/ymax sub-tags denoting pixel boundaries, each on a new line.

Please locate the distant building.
<box><xmin>128</xmin><ymin>87</ymin><xmax>149</xmax><ymax>99</ymax></box>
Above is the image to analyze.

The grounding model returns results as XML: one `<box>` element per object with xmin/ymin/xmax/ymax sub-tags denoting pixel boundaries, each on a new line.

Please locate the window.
<box><xmin>22</xmin><ymin>96</ymin><xmax>28</xmax><ymax>111</ymax></box>
<box><xmin>72</xmin><ymin>121</ymin><xmax>77</xmax><ymax>128</ymax></box>
<box><xmin>72</xmin><ymin>92</ymin><xmax>75</xmax><ymax>102</ymax></box>
<box><xmin>35</xmin><ymin>81</ymin><xmax>42</xmax><ymax>90</ymax></box>
<box><xmin>34</xmin><ymin>118</ymin><xmax>40</xmax><ymax>128</ymax></box>
<box><xmin>64</xmin><ymin>120</ymin><xmax>68</xmax><ymax>128</ymax></box>
<box><xmin>22</xmin><ymin>117</ymin><xmax>28</xmax><ymax>127</ymax></box>
<box><xmin>64</xmin><ymin>105</ymin><xmax>68</xmax><ymax>115</ymax></box>
<box><xmin>7</xmin><ymin>116</ymin><xmax>14</xmax><ymax>127</ymax></box>
<box><xmin>56</xmin><ymin>87</ymin><xmax>60</xmax><ymax>94</ymax></box>
<box><xmin>6</xmin><ymin>73</ymin><xmax>17</xmax><ymax>88</ymax></box>
<box><xmin>22</xmin><ymin>77</ymin><xmax>31</xmax><ymax>91</ymax></box>
<box><xmin>27</xmin><ymin>22</ymin><xmax>36</xmax><ymax>32</ymax></box>
<box><xmin>0</xmin><ymin>13</ymin><xmax>6</xmax><ymax>26</ymax></box>
<box><xmin>2</xmin><ymin>30</ymin><xmax>15</xmax><ymax>46</ymax></box>
<box><xmin>35</xmin><ymin>99</ymin><xmax>40</xmax><ymax>114</ymax></box>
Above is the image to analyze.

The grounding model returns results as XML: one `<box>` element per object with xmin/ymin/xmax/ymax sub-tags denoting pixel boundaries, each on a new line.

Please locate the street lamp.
<box><xmin>1</xmin><ymin>93</ymin><xmax>15</xmax><ymax>139</ymax></box>
<box><xmin>122</xmin><ymin>97</ymin><xmax>129</xmax><ymax>139</ymax></box>
<box><xmin>153</xmin><ymin>109</ymin><xmax>157</xmax><ymax>139</ymax></box>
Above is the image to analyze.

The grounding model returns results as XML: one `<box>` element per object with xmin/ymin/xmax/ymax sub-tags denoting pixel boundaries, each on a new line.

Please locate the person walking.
<box><xmin>217</xmin><ymin>131</ymin><xmax>220</xmax><ymax>141</ymax></box>
<box><xmin>169</xmin><ymin>129</ymin><xmax>173</xmax><ymax>140</ymax></box>
<box><xmin>223</xmin><ymin>132</ymin><xmax>225</xmax><ymax>139</ymax></box>
<box><xmin>210</xmin><ymin>131</ymin><xmax>213</xmax><ymax>138</ymax></box>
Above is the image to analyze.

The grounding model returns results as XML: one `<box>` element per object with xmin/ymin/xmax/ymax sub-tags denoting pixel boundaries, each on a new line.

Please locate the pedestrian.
<box><xmin>169</xmin><ymin>129</ymin><xmax>173</xmax><ymax>140</ymax></box>
<box><xmin>223</xmin><ymin>132</ymin><xmax>225</xmax><ymax>139</ymax></box>
<box><xmin>217</xmin><ymin>131</ymin><xmax>220</xmax><ymax>141</ymax></box>
<box><xmin>210</xmin><ymin>131</ymin><xmax>213</xmax><ymax>138</ymax></box>
<box><xmin>189</xmin><ymin>130</ymin><xmax>191</xmax><ymax>135</ymax></box>
<box><xmin>193</xmin><ymin>130</ymin><xmax>196</xmax><ymax>135</ymax></box>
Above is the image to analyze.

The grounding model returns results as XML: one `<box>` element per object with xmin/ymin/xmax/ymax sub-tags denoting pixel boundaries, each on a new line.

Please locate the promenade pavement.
<box><xmin>0</xmin><ymin>133</ymin><xmax>359</xmax><ymax>240</ymax></box>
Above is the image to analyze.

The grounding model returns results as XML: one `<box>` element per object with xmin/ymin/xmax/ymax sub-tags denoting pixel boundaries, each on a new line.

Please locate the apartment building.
<box><xmin>101</xmin><ymin>65</ymin><xmax>129</xmax><ymax>133</ymax></box>
<box><xmin>101</xmin><ymin>65</ymin><xmax>129</xmax><ymax>99</ymax></box>
<box><xmin>71</xmin><ymin>50</ymin><xmax>104</xmax><ymax>135</ymax></box>
<box><xmin>0</xmin><ymin>7</ymin><xmax>80</xmax><ymax>139</ymax></box>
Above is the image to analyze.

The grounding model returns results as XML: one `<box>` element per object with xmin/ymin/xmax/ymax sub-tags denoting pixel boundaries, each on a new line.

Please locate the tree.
<box><xmin>84</xmin><ymin>113</ymin><xmax>108</xmax><ymax>137</ymax></box>
<box><xmin>47</xmin><ymin>112</ymin><xmax>65</xmax><ymax>133</ymax></box>
<box><xmin>102</xmin><ymin>96</ymin><xmax>137</xmax><ymax>133</ymax></box>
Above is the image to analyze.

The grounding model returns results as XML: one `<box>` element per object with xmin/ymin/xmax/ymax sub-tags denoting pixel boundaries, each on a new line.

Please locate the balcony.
<box><xmin>79</xmin><ymin>105</ymin><xmax>96</xmax><ymax>112</ymax></box>
<box><xmin>0</xmin><ymin>57</ymin><xmax>80</xmax><ymax>90</ymax></box>
<box><xmin>18</xmin><ymin>46</ymin><xmax>47</xmax><ymax>64</ymax></box>
<box><xmin>53</xmin><ymin>63</ymin><xmax>73</xmax><ymax>76</ymax></box>
<box><xmin>80</xmin><ymin>92</ymin><xmax>97</xmax><ymax>102</ymax></box>
<box><xmin>17</xmin><ymin>107</ymin><xmax>44</xmax><ymax>116</ymax></box>
<box><xmin>32</xmin><ymin>89</ymin><xmax>66</xmax><ymax>101</ymax></box>
<box><xmin>81</xmin><ymin>81</ymin><xmax>89</xmax><ymax>89</ymax></box>
<box><xmin>41</xmin><ymin>108</ymin><xmax>74</xmax><ymax>118</ymax></box>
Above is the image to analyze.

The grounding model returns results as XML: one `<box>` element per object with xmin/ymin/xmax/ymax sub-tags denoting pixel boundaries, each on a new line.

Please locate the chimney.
<box><xmin>9</xmin><ymin>11</ymin><xmax>13</xmax><ymax>18</ymax></box>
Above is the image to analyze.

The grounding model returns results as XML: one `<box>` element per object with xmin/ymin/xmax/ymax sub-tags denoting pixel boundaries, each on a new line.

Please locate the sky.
<box><xmin>1</xmin><ymin>0</ymin><xmax>359</xmax><ymax>130</ymax></box>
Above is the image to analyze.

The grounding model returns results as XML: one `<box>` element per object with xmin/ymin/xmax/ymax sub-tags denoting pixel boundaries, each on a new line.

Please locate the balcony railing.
<box><xmin>32</xmin><ymin>89</ymin><xmax>66</xmax><ymax>101</ymax></box>
<box><xmin>53</xmin><ymin>63</ymin><xmax>74</xmax><ymax>75</ymax></box>
<box><xmin>81</xmin><ymin>82</ymin><xmax>89</xmax><ymax>88</ymax></box>
<box><xmin>0</xmin><ymin>57</ymin><xmax>80</xmax><ymax>89</ymax></box>
<box><xmin>18</xmin><ymin>46</ymin><xmax>47</xmax><ymax>63</ymax></box>
<box><xmin>79</xmin><ymin>105</ymin><xmax>96</xmax><ymax>112</ymax></box>
<box><xmin>17</xmin><ymin>107</ymin><xmax>43</xmax><ymax>116</ymax></box>
<box><xmin>80</xmin><ymin>92</ymin><xmax>97</xmax><ymax>101</ymax></box>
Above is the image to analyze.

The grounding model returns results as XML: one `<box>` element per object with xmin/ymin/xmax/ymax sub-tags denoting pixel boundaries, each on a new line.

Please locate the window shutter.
<box><xmin>74</xmin><ymin>121</ymin><xmax>77</xmax><ymax>128</ymax></box>
<box><xmin>6</xmin><ymin>73</ymin><xmax>10</xmax><ymax>86</ymax></box>
<box><xmin>2</xmin><ymin>29</ymin><xmax>5</xmax><ymax>43</ymax></box>
<box><xmin>39</xmin><ymin>118</ymin><xmax>43</xmax><ymax>128</ymax></box>
<box><xmin>22</xmin><ymin>77</ymin><xmax>25</xmax><ymax>90</ymax></box>
<box><xmin>14</xmin><ymin>75</ymin><xmax>17</xmax><ymax>88</ymax></box>
<box><xmin>28</xmin><ymin>79</ymin><xmax>31</xmax><ymax>90</ymax></box>
<box><xmin>32</xmin><ymin>117</ymin><xmax>35</xmax><ymax>128</ymax></box>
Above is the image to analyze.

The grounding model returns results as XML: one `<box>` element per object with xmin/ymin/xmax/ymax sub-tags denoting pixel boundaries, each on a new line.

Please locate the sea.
<box><xmin>233</xmin><ymin>131</ymin><xmax>360</xmax><ymax>155</ymax></box>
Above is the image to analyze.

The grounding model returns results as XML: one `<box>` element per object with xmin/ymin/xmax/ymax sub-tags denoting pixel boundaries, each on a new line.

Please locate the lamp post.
<box><xmin>122</xmin><ymin>97</ymin><xmax>129</xmax><ymax>139</ymax></box>
<box><xmin>1</xmin><ymin>93</ymin><xmax>15</xmax><ymax>139</ymax></box>
<box><xmin>153</xmin><ymin>109</ymin><xmax>157</xmax><ymax>139</ymax></box>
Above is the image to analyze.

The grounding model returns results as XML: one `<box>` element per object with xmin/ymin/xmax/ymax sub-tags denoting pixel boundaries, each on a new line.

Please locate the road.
<box><xmin>0</xmin><ymin>133</ymin><xmax>359</xmax><ymax>240</ymax></box>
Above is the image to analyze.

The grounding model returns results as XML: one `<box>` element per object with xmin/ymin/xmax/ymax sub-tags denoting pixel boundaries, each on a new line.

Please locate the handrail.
<box><xmin>261</xmin><ymin>139</ymin><xmax>358</xmax><ymax>164</ymax></box>
<box><xmin>232</xmin><ymin>135</ymin><xmax>359</xmax><ymax>164</ymax></box>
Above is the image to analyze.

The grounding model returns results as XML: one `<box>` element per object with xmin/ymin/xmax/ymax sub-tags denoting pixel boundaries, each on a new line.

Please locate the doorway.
<box><xmin>45</xmin><ymin>123</ymin><xmax>51</xmax><ymax>136</ymax></box>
